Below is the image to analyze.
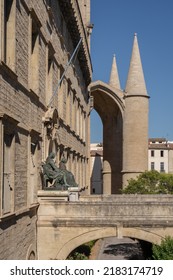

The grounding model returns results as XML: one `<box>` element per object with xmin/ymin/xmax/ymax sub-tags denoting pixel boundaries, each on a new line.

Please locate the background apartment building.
<box><xmin>148</xmin><ymin>138</ymin><xmax>173</xmax><ymax>173</ymax></box>
<box><xmin>90</xmin><ymin>143</ymin><xmax>103</xmax><ymax>194</ymax></box>
<box><xmin>91</xmin><ymin>138</ymin><xmax>173</xmax><ymax>194</ymax></box>
<box><xmin>0</xmin><ymin>0</ymin><xmax>92</xmax><ymax>259</ymax></box>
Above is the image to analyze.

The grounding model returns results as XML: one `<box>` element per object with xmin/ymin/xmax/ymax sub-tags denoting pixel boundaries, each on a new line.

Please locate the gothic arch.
<box><xmin>90</xmin><ymin>81</ymin><xmax>125</xmax><ymax>117</ymax></box>
<box><xmin>89</xmin><ymin>81</ymin><xmax>125</xmax><ymax>194</ymax></box>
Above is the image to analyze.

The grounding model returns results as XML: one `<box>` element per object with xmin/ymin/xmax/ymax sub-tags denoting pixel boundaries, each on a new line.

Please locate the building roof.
<box><xmin>149</xmin><ymin>143</ymin><xmax>173</xmax><ymax>150</ymax></box>
<box><xmin>90</xmin><ymin>150</ymin><xmax>103</xmax><ymax>156</ymax></box>
<box><xmin>149</xmin><ymin>138</ymin><xmax>167</xmax><ymax>143</ymax></box>
<box><xmin>91</xmin><ymin>140</ymin><xmax>173</xmax><ymax>154</ymax></box>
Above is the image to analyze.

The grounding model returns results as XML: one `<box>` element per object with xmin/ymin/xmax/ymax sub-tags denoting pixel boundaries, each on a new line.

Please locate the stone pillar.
<box><xmin>122</xmin><ymin>95</ymin><xmax>149</xmax><ymax>187</ymax></box>
<box><xmin>102</xmin><ymin>112</ymin><xmax>122</xmax><ymax>194</ymax></box>
<box><xmin>102</xmin><ymin>160</ymin><xmax>111</xmax><ymax>194</ymax></box>
<box><xmin>102</xmin><ymin>116</ymin><xmax>113</xmax><ymax>195</ymax></box>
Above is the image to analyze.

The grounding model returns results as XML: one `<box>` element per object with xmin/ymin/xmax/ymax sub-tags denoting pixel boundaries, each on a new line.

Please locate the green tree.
<box><xmin>67</xmin><ymin>252</ymin><xmax>88</xmax><ymax>260</ymax></box>
<box><xmin>152</xmin><ymin>236</ymin><xmax>173</xmax><ymax>260</ymax></box>
<box><xmin>67</xmin><ymin>240</ymin><xmax>97</xmax><ymax>260</ymax></box>
<box><xmin>122</xmin><ymin>170</ymin><xmax>173</xmax><ymax>194</ymax></box>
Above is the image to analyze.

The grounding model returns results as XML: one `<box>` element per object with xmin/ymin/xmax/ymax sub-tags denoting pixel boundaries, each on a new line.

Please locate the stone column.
<box><xmin>102</xmin><ymin>160</ymin><xmax>111</xmax><ymax>194</ymax></box>
<box><xmin>102</xmin><ymin>116</ymin><xmax>112</xmax><ymax>195</ymax></box>
<box><xmin>123</xmin><ymin>96</ymin><xmax>149</xmax><ymax>187</ymax></box>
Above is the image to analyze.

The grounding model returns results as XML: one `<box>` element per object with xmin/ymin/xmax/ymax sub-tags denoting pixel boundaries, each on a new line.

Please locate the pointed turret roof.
<box><xmin>109</xmin><ymin>54</ymin><xmax>121</xmax><ymax>90</ymax></box>
<box><xmin>125</xmin><ymin>33</ymin><xmax>148</xmax><ymax>96</ymax></box>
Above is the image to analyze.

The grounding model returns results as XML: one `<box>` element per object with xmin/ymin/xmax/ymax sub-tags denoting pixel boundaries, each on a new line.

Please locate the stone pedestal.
<box><xmin>38</xmin><ymin>187</ymin><xmax>80</xmax><ymax>202</ymax></box>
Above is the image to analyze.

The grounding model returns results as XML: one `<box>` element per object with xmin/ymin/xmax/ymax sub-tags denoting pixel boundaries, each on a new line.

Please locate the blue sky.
<box><xmin>90</xmin><ymin>0</ymin><xmax>173</xmax><ymax>143</ymax></box>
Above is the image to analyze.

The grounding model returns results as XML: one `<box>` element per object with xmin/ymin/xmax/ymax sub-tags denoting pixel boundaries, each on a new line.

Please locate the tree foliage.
<box><xmin>122</xmin><ymin>170</ymin><xmax>173</xmax><ymax>194</ymax></box>
<box><xmin>67</xmin><ymin>252</ymin><xmax>88</xmax><ymax>260</ymax></box>
<box><xmin>67</xmin><ymin>240</ymin><xmax>97</xmax><ymax>260</ymax></box>
<box><xmin>152</xmin><ymin>236</ymin><xmax>173</xmax><ymax>260</ymax></box>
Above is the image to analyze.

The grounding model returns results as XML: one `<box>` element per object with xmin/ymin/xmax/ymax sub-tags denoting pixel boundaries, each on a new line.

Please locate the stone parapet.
<box><xmin>79</xmin><ymin>194</ymin><xmax>173</xmax><ymax>203</ymax></box>
<box><xmin>37</xmin><ymin>194</ymin><xmax>173</xmax><ymax>226</ymax></box>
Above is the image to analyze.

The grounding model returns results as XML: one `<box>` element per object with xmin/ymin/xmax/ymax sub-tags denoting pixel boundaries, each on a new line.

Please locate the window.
<box><xmin>76</xmin><ymin>102</ymin><xmax>80</xmax><ymax>136</ymax></box>
<box><xmin>46</xmin><ymin>43</ymin><xmax>55</xmax><ymax>105</ymax></box>
<box><xmin>160</xmin><ymin>150</ymin><xmax>164</xmax><ymax>157</ymax></box>
<box><xmin>151</xmin><ymin>162</ymin><xmax>155</xmax><ymax>170</ymax></box>
<box><xmin>60</xmin><ymin>14</ymin><xmax>64</xmax><ymax>36</ymax></box>
<box><xmin>65</xmin><ymin>81</ymin><xmax>71</xmax><ymax>127</ymax></box>
<box><xmin>30</xmin><ymin>20</ymin><xmax>39</xmax><ymax>93</ymax></box>
<box><xmin>58</xmin><ymin>66</ymin><xmax>64</xmax><ymax>119</ymax></box>
<box><xmin>83</xmin><ymin>113</ymin><xmax>86</xmax><ymax>142</ymax></box>
<box><xmin>29</xmin><ymin>9</ymin><xmax>41</xmax><ymax>94</ymax></box>
<box><xmin>3</xmin><ymin>133</ymin><xmax>15</xmax><ymax>215</ymax></box>
<box><xmin>160</xmin><ymin>162</ymin><xmax>165</xmax><ymax>173</ymax></box>
<box><xmin>151</xmin><ymin>150</ymin><xmax>154</xmax><ymax>157</ymax></box>
<box><xmin>0</xmin><ymin>114</ymin><xmax>18</xmax><ymax>216</ymax></box>
<box><xmin>3</xmin><ymin>0</ymin><xmax>16</xmax><ymax>70</ymax></box>
<box><xmin>28</xmin><ymin>131</ymin><xmax>40</xmax><ymax>205</ymax></box>
<box><xmin>71</xmin><ymin>91</ymin><xmax>76</xmax><ymax>132</ymax></box>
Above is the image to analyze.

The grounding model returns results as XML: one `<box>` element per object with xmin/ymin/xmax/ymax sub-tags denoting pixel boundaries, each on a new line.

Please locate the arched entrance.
<box><xmin>89</xmin><ymin>81</ymin><xmax>125</xmax><ymax>194</ymax></box>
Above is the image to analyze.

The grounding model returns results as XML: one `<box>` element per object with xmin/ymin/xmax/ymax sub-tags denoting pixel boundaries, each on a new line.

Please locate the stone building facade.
<box><xmin>148</xmin><ymin>138</ymin><xmax>173</xmax><ymax>173</ymax></box>
<box><xmin>0</xmin><ymin>0</ymin><xmax>92</xmax><ymax>259</ymax></box>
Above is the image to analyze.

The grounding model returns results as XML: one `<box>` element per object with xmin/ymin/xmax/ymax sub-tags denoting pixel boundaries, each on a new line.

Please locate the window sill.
<box><xmin>0</xmin><ymin>203</ymin><xmax>39</xmax><ymax>222</ymax></box>
<box><xmin>29</xmin><ymin>89</ymin><xmax>40</xmax><ymax>101</ymax></box>
<box><xmin>0</xmin><ymin>61</ymin><xmax>18</xmax><ymax>81</ymax></box>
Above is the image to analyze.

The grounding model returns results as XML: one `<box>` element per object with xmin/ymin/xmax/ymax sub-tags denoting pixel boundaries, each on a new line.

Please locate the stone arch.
<box><xmin>122</xmin><ymin>228</ymin><xmax>163</xmax><ymax>245</ymax></box>
<box><xmin>55</xmin><ymin>227</ymin><xmax>117</xmax><ymax>260</ymax></box>
<box><xmin>26</xmin><ymin>244</ymin><xmax>37</xmax><ymax>260</ymax></box>
<box><xmin>55</xmin><ymin>226</ymin><xmax>167</xmax><ymax>260</ymax></box>
<box><xmin>89</xmin><ymin>81</ymin><xmax>125</xmax><ymax>194</ymax></box>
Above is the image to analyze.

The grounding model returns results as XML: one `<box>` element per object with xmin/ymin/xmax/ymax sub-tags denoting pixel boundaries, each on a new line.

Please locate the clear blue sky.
<box><xmin>90</xmin><ymin>0</ymin><xmax>173</xmax><ymax>143</ymax></box>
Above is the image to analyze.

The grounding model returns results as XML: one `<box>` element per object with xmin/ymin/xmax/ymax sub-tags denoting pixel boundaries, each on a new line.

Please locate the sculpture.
<box><xmin>59</xmin><ymin>157</ymin><xmax>78</xmax><ymax>188</ymax></box>
<box><xmin>42</xmin><ymin>152</ymin><xmax>78</xmax><ymax>190</ymax></box>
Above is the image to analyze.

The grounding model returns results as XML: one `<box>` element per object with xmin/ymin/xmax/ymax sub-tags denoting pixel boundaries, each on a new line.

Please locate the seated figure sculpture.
<box><xmin>59</xmin><ymin>157</ymin><xmax>78</xmax><ymax>188</ymax></box>
<box><xmin>42</xmin><ymin>152</ymin><xmax>78</xmax><ymax>190</ymax></box>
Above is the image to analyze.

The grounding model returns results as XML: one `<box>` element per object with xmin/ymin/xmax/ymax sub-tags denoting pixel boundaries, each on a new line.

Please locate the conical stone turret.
<box><xmin>125</xmin><ymin>33</ymin><xmax>148</xmax><ymax>96</ymax></box>
<box><xmin>109</xmin><ymin>54</ymin><xmax>121</xmax><ymax>90</ymax></box>
<box><xmin>122</xmin><ymin>33</ymin><xmax>149</xmax><ymax>187</ymax></box>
